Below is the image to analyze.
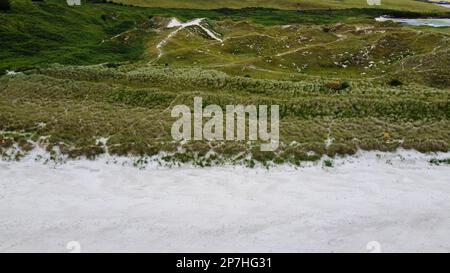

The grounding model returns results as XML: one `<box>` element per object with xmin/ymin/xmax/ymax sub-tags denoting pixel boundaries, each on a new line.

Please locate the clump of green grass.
<box><xmin>323</xmin><ymin>81</ymin><xmax>350</xmax><ymax>92</ymax></box>
<box><xmin>388</xmin><ymin>79</ymin><xmax>403</xmax><ymax>87</ymax></box>
<box><xmin>429</xmin><ymin>158</ymin><xmax>450</xmax><ymax>166</ymax></box>
<box><xmin>323</xmin><ymin>159</ymin><xmax>334</xmax><ymax>168</ymax></box>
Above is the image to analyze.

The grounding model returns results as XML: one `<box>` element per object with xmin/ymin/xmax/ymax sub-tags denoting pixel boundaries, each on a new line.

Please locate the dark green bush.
<box><xmin>0</xmin><ymin>0</ymin><xmax>10</xmax><ymax>10</ymax></box>
<box><xmin>324</xmin><ymin>81</ymin><xmax>350</xmax><ymax>92</ymax></box>
<box><xmin>430</xmin><ymin>158</ymin><xmax>450</xmax><ymax>165</ymax></box>
<box><xmin>388</xmin><ymin>79</ymin><xmax>403</xmax><ymax>86</ymax></box>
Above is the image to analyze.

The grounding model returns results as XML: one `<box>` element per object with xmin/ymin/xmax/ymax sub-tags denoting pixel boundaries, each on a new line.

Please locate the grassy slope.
<box><xmin>2</xmin><ymin>0</ymin><xmax>448</xmax><ymax>73</ymax></box>
<box><xmin>151</xmin><ymin>20</ymin><xmax>450</xmax><ymax>87</ymax></box>
<box><xmin>114</xmin><ymin>0</ymin><xmax>450</xmax><ymax>12</ymax></box>
<box><xmin>1</xmin><ymin>65</ymin><xmax>448</xmax><ymax>165</ymax></box>
<box><xmin>0</xmin><ymin>0</ymin><xmax>156</xmax><ymax>72</ymax></box>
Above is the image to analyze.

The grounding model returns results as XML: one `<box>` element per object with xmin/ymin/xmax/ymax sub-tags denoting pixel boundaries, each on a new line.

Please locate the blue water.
<box><xmin>376</xmin><ymin>17</ymin><xmax>450</xmax><ymax>27</ymax></box>
<box><xmin>434</xmin><ymin>3</ymin><xmax>450</xmax><ymax>8</ymax></box>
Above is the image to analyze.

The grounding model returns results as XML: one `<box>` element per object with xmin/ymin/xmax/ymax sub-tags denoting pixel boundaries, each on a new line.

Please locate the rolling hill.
<box><xmin>112</xmin><ymin>0</ymin><xmax>450</xmax><ymax>12</ymax></box>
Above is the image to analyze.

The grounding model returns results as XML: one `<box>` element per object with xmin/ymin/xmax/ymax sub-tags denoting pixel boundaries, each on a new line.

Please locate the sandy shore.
<box><xmin>1</xmin><ymin>150</ymin><xmax>449</xmax><ymax>252</ymax></box>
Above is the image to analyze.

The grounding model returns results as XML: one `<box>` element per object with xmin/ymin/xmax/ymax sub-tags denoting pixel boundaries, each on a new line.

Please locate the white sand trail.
<box><xmin>155</xmin><ymin>18</ymin><xmax>222</xmax><ymax>59</ymax></box>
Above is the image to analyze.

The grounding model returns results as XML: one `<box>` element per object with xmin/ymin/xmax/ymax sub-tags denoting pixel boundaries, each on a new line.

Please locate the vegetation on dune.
<box><xmin>1</xmin><ymin>65</ymin><xmax>448</xmax><ymax>165</ymax></box>
<box><xmin>430</xmin><ymin>158</ymin><xmax>450</xmax><ymax>165</ymax></box>
<box><xmin>154</xmin><ymin>22</ymin><xmax>450</xmax><ymax>87</ymax></box>
<box><xmin>0</xmin><ymin>0</ymin><xmax>449</xmax><ymax>166</ymax></box>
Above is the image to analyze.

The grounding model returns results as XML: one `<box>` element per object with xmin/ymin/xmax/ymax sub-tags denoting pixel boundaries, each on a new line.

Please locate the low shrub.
<box><xmin>323</xmin><ymin>159</ymin><xmax>333</xmax><ymax>167</ymax></box>
<box><xmin>323</xmin><ymin>81</ymin><xmax>350</xmax><ymax>92</ymax></box>
<box><xmin>430</xmin><ymin>158</ymin><xmax>450</xmax><ymax>165</ymax></box>
<box><xmin>388</xmin><ymin>79</ymin><xmax>403</xmax><ymax>86</ymax></box>
<box><xmin>0</xmin><ymin>0</ymin><xmax>10</xmax><ymax>11</ymax></box>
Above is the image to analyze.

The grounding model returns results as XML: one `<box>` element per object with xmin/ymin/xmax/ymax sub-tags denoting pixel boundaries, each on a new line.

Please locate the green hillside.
<box><xmin>0</xmin><ymin>0</ymin><xmax>154</xmax><ymax>73</ymax></box>
<box><xmin>113</xmin><ymin>0</ymin><xmax>450</xmax><ymax>12</ymax></box>
<box><xmin>1</xmin><ymin>0</ymin><xmax>448</xmax><ymax>73</ymax></box>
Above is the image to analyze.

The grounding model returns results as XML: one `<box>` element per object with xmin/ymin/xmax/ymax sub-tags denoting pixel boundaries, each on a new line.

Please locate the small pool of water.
<box><xmin>375</xmin><ymin>16</ymin><xmax>450</xmax><ymax>27</ymax></box>
<box><xmin>434</xmin><ymin>3</ymin><xmax>450</xmax><ymax>8</ymax></box>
